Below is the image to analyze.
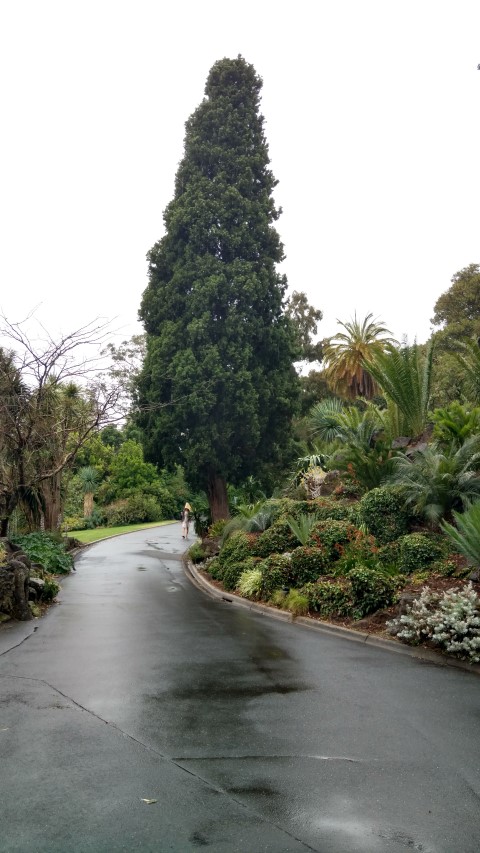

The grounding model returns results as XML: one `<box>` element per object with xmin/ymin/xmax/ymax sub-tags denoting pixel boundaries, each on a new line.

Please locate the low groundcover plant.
<box><xmin>387</xmin><ymin>583</ymin><xmax>480</xmax><ymax>663</ymax></box>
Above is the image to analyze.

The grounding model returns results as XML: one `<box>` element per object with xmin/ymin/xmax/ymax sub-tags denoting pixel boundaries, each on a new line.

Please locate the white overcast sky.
<box><xmin>1</xmin><ymin>0</ymin><xmax>479</xmax><ymax>350</ymax></box>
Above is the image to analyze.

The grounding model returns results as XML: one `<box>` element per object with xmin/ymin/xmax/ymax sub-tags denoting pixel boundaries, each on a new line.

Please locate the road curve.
<box><xmin>0</xmin><ymin>522</ymin><xmax>479</xmax><ymax>852</ymax></box>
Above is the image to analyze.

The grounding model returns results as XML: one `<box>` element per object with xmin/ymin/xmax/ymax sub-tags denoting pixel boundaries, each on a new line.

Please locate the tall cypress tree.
<box><xmin>137</xmin><ymin>56</ymin><xmax>298</xmax><ymax>520</ymax></box>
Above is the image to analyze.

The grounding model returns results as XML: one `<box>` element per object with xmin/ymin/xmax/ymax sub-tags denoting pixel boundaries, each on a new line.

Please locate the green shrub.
<box><xmin>15</xmin><ymin>533</ymin><xmax>73</xmax><ymax>575</ymax></box>
<box><xmin>258</xmin><ymin>554</ymin><xmax>291</xmax><ymax>598</ymax></box>
<box><xmin>208</xmin><ymin>519</ymin><xmax>228</xmax><ymax>538</ymax></box>
<box><xmin>267</xmin><ymin>499</ymin><xmax>312</xmax><ymax>523</ymax></box>
<box><xmin>188</xmin><ymin>542</ymin><xmax>206</xmax><ymax>564</ymax></box>
<box><xmin>311</xmin><ymin>497</ymin><xmax>356</xmax><ymax>522</ymax></box>
<box><xmin>61</xmin><ymin>516</ymin><xmax>86</xmax><ymax>532</ymax></box>
<box><xmin>302</xmin><ymin>578</ymin><xmax>353</xmax><ymax>617</ymax></box>
<box><xmin>289</xmin><ymin>546</ymin><xmax>328</xmax><ymax>586</ymax></box>
<box><xmin>284</xmin><ymin>589</ymin><xmax>309</xmax><ymax>616</ymax></box>
<box><xmin>397</xmin><ymin>533</ymin><xmax>444</xmax><ymax>574</ymax></box>
<box><xmin>348</xmin><ymin>566</ymin><xmax>398</xmax><ymax>618</ymax></box>
<box><xmin>218</xmin><ymin>531</ymin><xmax>252</xmax><ymax>568</ymax></box>
<box><xmin>206</xmin><ymin>556</ymin><xmax>223</xmax><ymax>580</ymax></box>
<box><xmin>41</xmin><ymin>577</ymin><xmax>60</xmax><ymax>602</ymax></box>
<box><xmin>222</xmin><ymin>556</ymin><xmax>259</xmax><ymax>591</ymax></box>
<box><xmin>309</xmin><ymin>519</ymin><xmax>360</xmax><ymax>561</ymax></box>
<box><xmin>222</xmin><ymin>561</ymin><xmax>247</xmax><ymax>591</ymax></box>
<box><xmin>359</xmin><ymin>487</ymin><xmax>409</xmax><ymax>544</ymax></box>
<box><xmin>237</xmin><ymin>568</ymin><xmax>263</xmax><ymax>598</ymax></box>
<box><xmin>251</xmin><ymin>521</ymin><xmax>297</xmax><ymax>558</ymax></box>
<box><xmin>376</xmin><ymin>539</ymin><xmax>402</xmax><ymax>570</ymax></box>
<box><xmin>84</xmin><ymin>507</ymin><xmax>106</xmax><ymax>529</ymax></box>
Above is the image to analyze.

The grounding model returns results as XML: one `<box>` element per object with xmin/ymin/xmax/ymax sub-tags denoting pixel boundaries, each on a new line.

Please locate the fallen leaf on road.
<box><xmin>141</xmin><ymin>798</ymin><xmax>158</xmax><ymax>805</ymax></box>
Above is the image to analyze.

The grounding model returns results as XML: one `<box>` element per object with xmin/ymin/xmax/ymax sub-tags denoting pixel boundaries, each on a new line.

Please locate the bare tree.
<box><xmin>0</xmin><ymin>316</ymin><xmax>121</xmax><ymax>534</ymax></box>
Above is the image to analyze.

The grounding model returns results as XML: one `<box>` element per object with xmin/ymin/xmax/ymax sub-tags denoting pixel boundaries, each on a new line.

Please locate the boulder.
<box><xmin>0</xmin><ymin>558</ymin><xmax>32</xmax><ymax>621</ymax></box>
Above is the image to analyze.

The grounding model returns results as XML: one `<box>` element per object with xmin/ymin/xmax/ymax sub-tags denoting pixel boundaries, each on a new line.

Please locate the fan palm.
<box><xmin>323</xmin><ymin>314</ymin><xmax>396</xmax><ymax>400</ymax></box>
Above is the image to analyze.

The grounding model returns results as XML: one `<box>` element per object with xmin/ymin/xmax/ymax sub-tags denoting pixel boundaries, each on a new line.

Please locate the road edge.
<box><xmin>184</xmin><ymin>558</ymin><xmax>480</xmax><ymax>677</ymax></box>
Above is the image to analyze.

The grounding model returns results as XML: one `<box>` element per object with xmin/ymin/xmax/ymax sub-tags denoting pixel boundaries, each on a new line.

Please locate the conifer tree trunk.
<box><xmin>207</xmin><ymin>473</ymin><xmax>229</xmax><ymax>523</ymax></box>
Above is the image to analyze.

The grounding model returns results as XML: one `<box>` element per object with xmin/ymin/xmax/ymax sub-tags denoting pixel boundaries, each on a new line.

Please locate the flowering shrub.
<box><xmin>387</xmin><ymin>583</ymin><xmax>480</xmax><ymax>663</ymax></box>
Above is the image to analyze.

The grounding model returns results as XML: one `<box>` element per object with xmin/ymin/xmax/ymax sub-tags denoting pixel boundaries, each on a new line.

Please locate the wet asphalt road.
<box><xmin>0</xmin><ymin>524</ymin><xmax>479</xmax><ymax>853</ymax></box>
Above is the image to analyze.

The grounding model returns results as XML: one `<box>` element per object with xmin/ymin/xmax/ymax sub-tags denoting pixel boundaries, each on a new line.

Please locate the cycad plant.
<box><xmin>441</xmin><ymin>502</ymin><xmax>480</xmax><ymax>567</ymax></box>
<box><xmin>221</xmin><ymin>501</ymin><xmax>274</xmax><ymax>542</ymax></box>
<box><xmin>390</xmin><ymin>435</ymin><xmax>480</xmax><ymax>525</ymax></box>
<box><xmin>309</xmin><ymin>399</ymin><xmax>397</xmax><ymax>491</ymax></box>
<box><xmin>366</xmin><ymin>342</ymin><xmax>434</xmax><ymax>439</ymax></box>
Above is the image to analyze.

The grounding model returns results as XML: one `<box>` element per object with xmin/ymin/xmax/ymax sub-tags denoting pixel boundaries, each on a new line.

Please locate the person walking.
<box><xmin>181</xmin><ymin>503</ymin><xmax>192</xmax><ymax>539</ymax></box>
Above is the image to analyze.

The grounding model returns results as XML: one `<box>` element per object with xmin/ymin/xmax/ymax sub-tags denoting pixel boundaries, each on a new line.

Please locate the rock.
<box><xmin>397</xmin><ymin>593</ymin><xmax>418</xmax><ymax>616</ymax></box>
<box><xmin>28</xmin><ymin>577</ymin><xmax>45</xmax><ymax>602</ymax></box>
<box><xmin>468</xmin><ymin>568</ymin><xmax>480</xmax><ymax>582</ymax></box>
<box><xmin>201</xmin><ymin>537</ymin><xmax>221</xmax><ymax>558</ymax></box>
<box><xmin>0</xmin><ymin>557</ymin><xmax>32</xmax><ymax>621</ymax></box>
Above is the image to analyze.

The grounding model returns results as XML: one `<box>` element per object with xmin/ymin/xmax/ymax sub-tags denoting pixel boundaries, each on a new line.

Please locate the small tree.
<box><xmin>0</xmin><ymin>316</ymin><xmax>120</xmax><ymax>533</ymax></box>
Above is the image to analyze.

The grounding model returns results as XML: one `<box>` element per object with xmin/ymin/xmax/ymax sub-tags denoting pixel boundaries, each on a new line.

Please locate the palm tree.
<box><xmin>323</xmin><ymin>314</ymin><xmax>396</xmax><ymax>400</ymax></box>
<box><xmin>366</xmin><ymin>341</ymin><xmax>434</xmax><ymax>439</ymax></box>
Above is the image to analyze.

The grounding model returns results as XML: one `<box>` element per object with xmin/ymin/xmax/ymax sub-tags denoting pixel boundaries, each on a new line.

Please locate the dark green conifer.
<box><xmin>137</xmin><ymin>56</ymin><xmax>298</xmax><ymax>520</ymax></box>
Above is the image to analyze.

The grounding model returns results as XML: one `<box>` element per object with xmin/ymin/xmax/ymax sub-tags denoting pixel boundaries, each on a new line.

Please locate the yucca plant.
<box><xmin>441</xmin><ymin>502</ymin><xmax>480</xmax><ymax>567</ymax></box>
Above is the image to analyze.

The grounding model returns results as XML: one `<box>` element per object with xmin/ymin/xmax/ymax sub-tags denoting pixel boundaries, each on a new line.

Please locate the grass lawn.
<box><xmin>67</xmin><ymin>520</ymin><xmax>176</xmax><ymax>545</ymax></box>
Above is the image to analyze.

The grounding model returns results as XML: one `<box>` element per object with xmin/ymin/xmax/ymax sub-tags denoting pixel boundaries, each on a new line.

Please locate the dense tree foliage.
<box><xmin>285</xmin><ymin>291</ymin><xmax>323</xmax><ymax>362</ymax></box>
<box><xmin>136</xmin><ymin>57</ymin><xmax>299</xmax><ymax>519</ymax></box>
<box><xmin>431</xmin><ymin>263</ymin><xmax>480</xmax><ymax>349</ymax></box>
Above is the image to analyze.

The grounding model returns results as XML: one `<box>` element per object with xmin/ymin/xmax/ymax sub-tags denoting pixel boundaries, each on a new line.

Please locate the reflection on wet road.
<box><xmin>0</xmin><ymin>522</ymin><xmax>479</xmax><ymax>852</ymax></box>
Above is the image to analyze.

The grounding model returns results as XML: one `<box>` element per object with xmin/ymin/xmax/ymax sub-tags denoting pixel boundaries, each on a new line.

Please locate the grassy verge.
<box><xmin>67</xmin><ymin>520</ymin><xmax>175</xmax><ymax>545</ymax></box>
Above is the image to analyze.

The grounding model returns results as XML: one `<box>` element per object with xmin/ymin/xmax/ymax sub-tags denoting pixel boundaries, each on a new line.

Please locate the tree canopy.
<box><xmin>431</xmin><ymin>263</ymin><xmax>480</xmax><ymax>348</ymax></box>
<box><xmin>136</xmin><ymin>56</ymin><xmax>299</xmax><ymax>519</ymax></box>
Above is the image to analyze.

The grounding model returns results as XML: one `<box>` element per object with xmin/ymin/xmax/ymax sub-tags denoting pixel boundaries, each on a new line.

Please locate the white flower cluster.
<box><xmin>387</xmin><ymin>583</ymin><xmax>480</xmax><ymax>663</ymax></box>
